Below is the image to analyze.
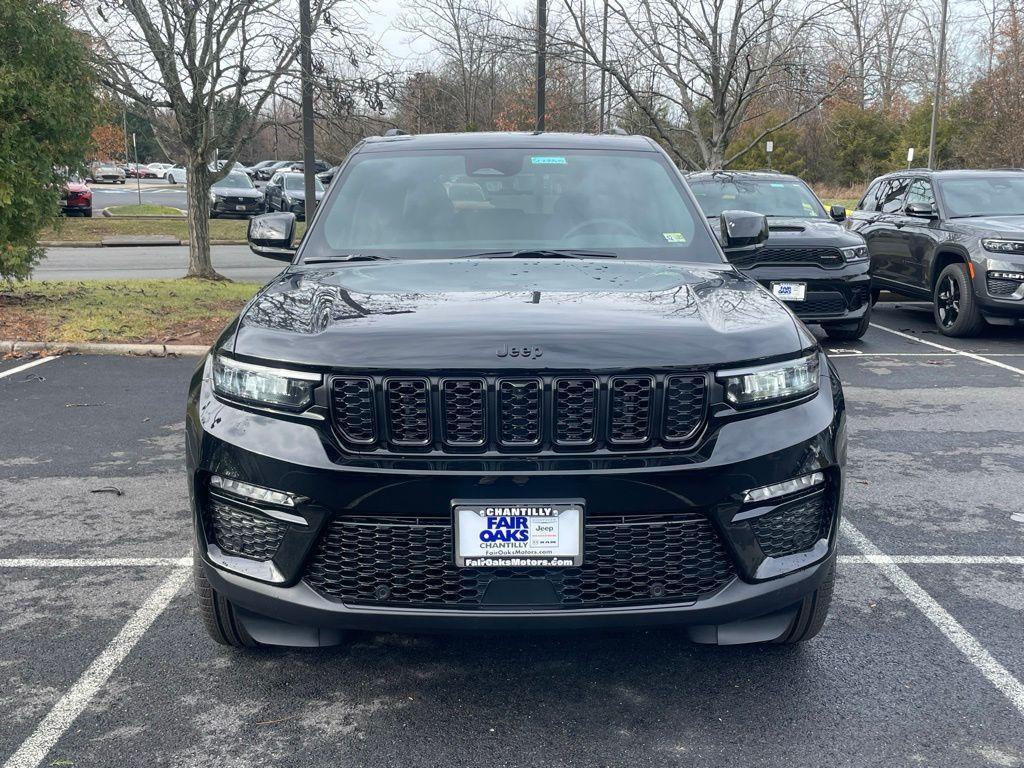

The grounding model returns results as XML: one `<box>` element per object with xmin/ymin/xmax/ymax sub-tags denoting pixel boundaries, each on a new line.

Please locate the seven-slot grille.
<box><xmin>329</xmin><ymin>373</ymin><xmax>707</xmax><ymax>454</ymax></box>
<box><xmin>727</xmin><ymin>245</ymin><xmax>845</xmax><ymax>269</ymax></box>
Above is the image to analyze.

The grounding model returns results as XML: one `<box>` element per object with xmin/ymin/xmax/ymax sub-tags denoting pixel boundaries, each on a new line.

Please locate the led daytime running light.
<box><xmin>209</xmin><ymin>475</ymin><xmax>296</xmax><ymax>507</ymax></box>
<box><xmin>743</xmin><ymin>471</ymin><xmax>825</xmax><ymax>504</ymax></box>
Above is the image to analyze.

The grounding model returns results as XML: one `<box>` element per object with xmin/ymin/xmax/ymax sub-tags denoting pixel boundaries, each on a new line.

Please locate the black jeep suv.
<box><xmin>847</xmin><ymin>169</ymin><xmax>1024</xmax><ymax>336</ymax></box>
<box><xmin>187</xmin><ymin>132</ymin><xmax>845</xmax><ymax>649</ymax></box>
<box><xmin>688</xmin><ymin>171</ymin><xmax>872</xmax><ymax>340</ymax></box>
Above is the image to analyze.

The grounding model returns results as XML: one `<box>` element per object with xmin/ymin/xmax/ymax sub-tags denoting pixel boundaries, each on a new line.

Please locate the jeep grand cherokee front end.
<box><xmin>187</xmin><ymin>132</ymin><xmax>845</xmax><ymax>648</ymax></box>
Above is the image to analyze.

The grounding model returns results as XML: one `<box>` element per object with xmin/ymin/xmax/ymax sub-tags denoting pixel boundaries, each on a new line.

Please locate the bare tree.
<box><xmin>397</xmin><ymin>0</ymin><xmax>501</xmax><ymax>131</ymax></box>
<box><xmin>554</xmin><ymin>0</ymin><xmax>849</xmax><ymax>169</ymax></box>
<box><xmin>75</xmin><ymin>0</ymin><xmax>377</xmax><ymax>279</ymax></box>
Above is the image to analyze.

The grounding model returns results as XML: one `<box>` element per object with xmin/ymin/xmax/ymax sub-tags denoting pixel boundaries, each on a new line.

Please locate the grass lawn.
<box><xmin>39</xmin><ymin>218</ymin><xmax>307</xmax><ymax>243</ymax></box>
<box><xmin>105</xmin><ymin>203</ymin><xmax>184</xmax><ymax>216</ymax></box>
<box><xmin>820</xmin><ymin>198</ymin><xmax>859</xmax><ymax>212</ymax></box>
<box><xmin>0</xmin><ymin>280</ymin><xmax>261</xmax><ymax>346</ymax></box>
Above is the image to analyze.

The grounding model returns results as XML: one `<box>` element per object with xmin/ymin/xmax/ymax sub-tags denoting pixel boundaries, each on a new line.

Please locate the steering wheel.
<box><xmin>562</xmin><ymin>218</ymin><xmax>645</xmax><ymax>242</ymax></box>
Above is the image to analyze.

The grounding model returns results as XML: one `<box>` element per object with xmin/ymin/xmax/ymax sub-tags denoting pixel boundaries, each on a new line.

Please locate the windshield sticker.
<box><xmin>530</xmin><ymin>156</ymin><xmax>567</xmax><ymax>165</ymax></box>
<box><xmin>662</xmin><ymin>232</ymin><xmax>687</xmax><ymax>243</ymax></box>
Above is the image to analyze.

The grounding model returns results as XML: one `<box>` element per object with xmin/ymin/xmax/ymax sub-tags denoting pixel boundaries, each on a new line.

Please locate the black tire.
<box><xmin>82</xmin><ymin>208</ymin><xmax>92</xmax><ymax>218</ymax></box>
<box><xmin>210</xmin><ymin>210</ymin><xmax>219</xmax><ymax>219</ymax></box>
<box><xmin>194</xmin><ymin>554</ymin><xmax>260</xmax><ymax>648</ymax></box>
<box><xmin>775</xmin><ymin>559</ymin><xmax>835</xmax><ymax>644</ymax></box>
<box><xmin>870</xmin><ymin>288</ymin><xmax>881</xmax><ymax>305</ymax></box>
<box><xmin>934</xmin><ymin>263</ymin><xmax>986</xmax><ymax>337</ymax></box>
<box><xmin>823</xmin><ymin>302</ymin><xmax>872</xmax><ymax>341</ymax></box>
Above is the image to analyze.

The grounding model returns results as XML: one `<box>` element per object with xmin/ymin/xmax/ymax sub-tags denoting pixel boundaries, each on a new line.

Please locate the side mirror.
<box><xmin>719</xmin><ymin>210</ymin><xmax>769</xmax><ymax>251</ymax></box>
<box><xmin>829</xmin><ymin>204</ymin><xmax>847</xmax><ymax>222</ymax></box>
<box><xmin>906</xmin><ymin>202</ymin><xmax>937</xmax><ymax>219</ymax></box>
<box><xmin>248</xmin><ymin>212</ymin><xmax>297</xmax><ymax>261</ymax></box>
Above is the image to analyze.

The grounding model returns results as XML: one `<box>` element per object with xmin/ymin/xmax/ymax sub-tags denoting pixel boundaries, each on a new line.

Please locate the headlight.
<box><xmin>841</xmin><ymin>245</ymin><xmax>870</xmax><ymax>263</ymax></box>
<box><xmin>212</xmin><ymin>354</ymin><xmax>320</xmax><ymax>410</ymax></box>
<box><xmin>718</xmin><ymin>353</ymin><xmax>820</xmax><ymax>407</ymax></box>
<box><xmin>982</xmin><ymin>239</ymin><xmax>1024</xmax><ymax>254</ymax></box>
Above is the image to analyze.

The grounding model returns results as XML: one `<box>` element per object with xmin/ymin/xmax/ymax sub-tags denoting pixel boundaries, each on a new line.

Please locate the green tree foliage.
<box><xmin>0</xmin><ymin>0</ymin><xmax>97</xmax><ymax>284</ymax></box>
<box><xmin>888</xmin><ymin>101</ymin><xmax>958</xmax><ymax>170</ymax></box>
<box><xmin>726</xmin><ymin>121</ymin><xmax>806</xmax><ymax>176</ymax></box>
<box><xmin>829</xmin><ymin>105</ymin><xmax>899</xmax><ymax>186</ymax></box>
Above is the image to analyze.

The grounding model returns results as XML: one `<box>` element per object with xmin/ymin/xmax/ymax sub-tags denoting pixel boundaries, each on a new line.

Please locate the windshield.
<box><xmin>284</xmin><ymin>174</ymin><xmax>323</xmax><ymax>192</ymax></box>
<box><xmin>689</xmin><ymin>177</ymin><xmax>826</xmax><ymax>219</ymax></box>
<box><xmin>214</xmin><ymin>172</ymin><xmax>254</xmax><ymax>189</ymax></box>
<box><xmin>938</xmin><ymin>175</ymin><xmax>1024</xmax><ymax>217</ymax></box>
<box><xmin>300</xmin><ymin>148</ymin><xmax>719</xmax><ymax>262</ymax></box>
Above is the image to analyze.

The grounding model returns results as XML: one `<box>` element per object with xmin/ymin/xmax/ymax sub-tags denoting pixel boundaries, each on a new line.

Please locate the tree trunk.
<box><xmin>184</xmin><ymin>156</ymin><xmax>224</xmax><ymax>280</ymax></box>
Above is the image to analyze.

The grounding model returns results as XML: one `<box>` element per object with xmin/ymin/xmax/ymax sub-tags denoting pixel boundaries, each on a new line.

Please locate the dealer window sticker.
<box><xmin>662</xmin><ymin>232</ymin><xmax>687</xmax><ymax>243</ymax></box>
<box><xmin>530</xmin><ymin>156</ymin><xmax>567</xmax><ymax>165</ymax></box>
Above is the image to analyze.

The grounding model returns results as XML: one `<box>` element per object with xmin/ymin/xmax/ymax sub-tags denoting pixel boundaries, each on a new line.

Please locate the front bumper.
<box><xmin>974</xmin><ymin>258</ymin><xmax>1024</xmax><ymax>323</ymax></box>
<box><xmin>744</xmin><ymin>264</ymin><xmax>871</xmax><ymax>324</ymax></box>
<box><xmin>212</xmin><ymin>198</ymin><xmax>263</xmax><ymax>215</ymax></box>
<box><xmin>187</xmin><ymin>354</ymin><xmax>846</xmax><ymax>641</ymax></box>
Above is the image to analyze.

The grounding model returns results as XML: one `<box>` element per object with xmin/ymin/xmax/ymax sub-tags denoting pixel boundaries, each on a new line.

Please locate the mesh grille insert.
<box><xmin>728</xmin><ymin>245</ymin><xmax>844</xmax><ymax>269</ymax></box>
<box><xmin>498</xmin><ymin>379</ymin><xmax>542</xmax><ymax>445</ymax></box>
<box><xmin>553</xmin><ymin>378</ymin><xmax>597</xmax><ymax>445</ymax></box>
<box><xmin>209</xmin><ymin>500</ymin><xmax>287</xmax><ymax>561</ymax></box>
<box><xmin>663</xmin><ymin>375</ymin><xmax>706</xmax><ymax>440</ymax></box>
<box><xmin>303</xmin><ymin>514</ymin><xmax>736</xmax><ymax>608</ymax></box>
<box><xmin>441</xmin><ymin>379</ymin><xmax>486</xmax><ymax>446</ymax></box>
<box><xmin>386</xmin><ymin>378</ymin><xmax>431</xmax><ymax>445</ymax></box>
<box><xmin>987</xmin><ymin>276</ymin><xmax>1022</xmax><ymax>297</ymax></box>
<box><xmin>609</xmin><ymin>377</ymin><xmax>653</xmax><ymax>443</ymax></box>
<box><xmin>750</xmin><ymin>491</ymin><xmax>832</xmax><ymax>558</ymax></box>
<box><xmin>330</xmin><ymin>378</ymin><xmax>376</xmax><ymax>444</ymax></box>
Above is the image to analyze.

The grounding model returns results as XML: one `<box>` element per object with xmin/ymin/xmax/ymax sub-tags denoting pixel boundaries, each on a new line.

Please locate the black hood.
<box><xmin>764</xmin><ymin>217</ymin><xmax>865</xmax><ymax>248</ymax></box>
<box><xmin>230</xmin><ymin>259</ymin><xmax>810</xmax><ymax>369</ymax></box>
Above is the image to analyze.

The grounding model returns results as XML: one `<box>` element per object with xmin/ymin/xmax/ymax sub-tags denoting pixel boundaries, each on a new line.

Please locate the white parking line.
<box><xmin>0</xmin><ymin>557</ymin><xmax>191</xmax><ymax>568</ymax></box>
<box><xmin>869</xmin><ymin>323</ymin><xmax>1024</xmax><ymax>376</ymax></box>
<box><xmin>842</xmin><ymin>520</ymin><xmax>1024</xmax><ymax>718</ymax></box>
<box><xmin>840</xmin><ymin>554</ymin><xmax>1024</xmax><ymax>565</ymax></box>
<box><xmin>0</xmin><ymin>357</ymin><xmax>57</xmax><ymax>380</ymax></box>
<box><xmin>2</xmin><ymin>566</ymin><xmax>190</xmax><ymax>768</ymax></box>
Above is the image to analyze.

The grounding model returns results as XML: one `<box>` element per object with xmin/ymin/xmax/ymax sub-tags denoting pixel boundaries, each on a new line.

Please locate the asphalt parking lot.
<box><xmin>1</xmin><ymin>302</ymin><xmax>1023</xmax><ymax>768</ymax></box>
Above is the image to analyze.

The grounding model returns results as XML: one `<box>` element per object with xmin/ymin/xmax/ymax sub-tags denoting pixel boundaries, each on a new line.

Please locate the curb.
<box><xmin>1</xmin><ymin>340</ymin><xmax>208</xmax><ymax>357</ymax></box>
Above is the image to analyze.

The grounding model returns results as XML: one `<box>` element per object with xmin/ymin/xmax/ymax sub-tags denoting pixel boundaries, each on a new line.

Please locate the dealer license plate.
<box><xmin>771</xmin><ymin>281</ymin><xmax>806</xmax><ymax>301</ymax></box>
<box><xmin>235</xmin><ymin>204</ymin><xmax>248</xmax><ymax>211</ymax></box>
<box><xmin>453</xmin><ymin>500</ymin><xmax>584</xmax><ymax>568</ymax></box>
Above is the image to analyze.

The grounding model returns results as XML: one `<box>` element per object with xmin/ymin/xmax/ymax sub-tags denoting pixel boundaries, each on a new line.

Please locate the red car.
<box><xmin>60</xmin><ymin>179</ymin><xmax>92</xmax><ymax>217</ymax></box>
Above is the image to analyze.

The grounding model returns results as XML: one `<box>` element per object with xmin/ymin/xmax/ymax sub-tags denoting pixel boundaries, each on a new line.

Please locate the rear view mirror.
<box><xmin>906</xmin><ymin>202</ymin><xmax>938</xmax><ymax>219</ymax></box>
<box><xmin>719</xmin><ymin>210</ymin><xmax>769</xmax><ymax>252</ymax></box>
<box><xmin>248</xmin><ymin>212</ymin><xmax>297</xmax><ymax>261</ymax></box>
<box><xmin>829</xmin><ymin>205</ymin><xmax>847</xmax><ymax>222</ymax></box>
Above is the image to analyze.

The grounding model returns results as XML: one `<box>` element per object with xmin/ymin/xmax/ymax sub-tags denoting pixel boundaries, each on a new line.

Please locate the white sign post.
<box><xmin>766</xmin><ymin>140</ymin><xmax>774</xmax><ymax>170</ymax></box>
<box><xmin>907</xmin><ymin>147</ymin><xmax>915</xmax><ymax>168</ymax></box>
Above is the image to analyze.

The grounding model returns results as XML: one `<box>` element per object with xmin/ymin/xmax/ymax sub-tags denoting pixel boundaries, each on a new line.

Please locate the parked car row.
<box><xmin>683</xmin><ymin>167</ymin><xmax>1024</xmax><ymax>338</ymax></box>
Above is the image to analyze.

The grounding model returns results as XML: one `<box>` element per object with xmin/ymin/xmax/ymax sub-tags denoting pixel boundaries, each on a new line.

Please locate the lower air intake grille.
<box><xmin>750</xmin><ymin>491</ymin><xmax>832</xmax><ymax>558</ymax></box>
<box><xmin>303</xmin><ymin>514</ymin><xmax>735</xmax><ymax>608</ymax></box>
<box><xmin>988</xmin><ymin>276</ymin><xmax>1022</xmax><ymax>297</ymax></box>
<box><xmin>209</xmin><ymin>500</ymin><xmax>287</xmax><ymax>561</ymax></box>
<box><xmin>795</xmin><ymin>291</ymin><xmax>848</xmax><ymax>316</ymax></box>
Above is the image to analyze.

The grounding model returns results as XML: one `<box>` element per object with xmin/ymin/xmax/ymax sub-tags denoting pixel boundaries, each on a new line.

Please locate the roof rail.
<box><xmin>383</xmin><ymin>128</ymin><xmax>408</xmax><ymax>137</ymax></box>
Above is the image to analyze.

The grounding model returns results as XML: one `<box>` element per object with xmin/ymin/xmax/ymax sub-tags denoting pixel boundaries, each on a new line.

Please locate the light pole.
<box><xmin>598</xmin><ymin>0</ymin><xmax>608</xmax><ymax>132</ymax></box>
<box><xmin>536</xmin><ymin>0</ymin><xmax>547</xmax><ymax>131</ymax></box>
<box><xmin>299</xmin><ymin>0</ymin><xmax>317</xmax><ymax>215</ymax></box>
<box><xmin>927</xmin><ymin>0</ymin><xmax>949</xmax><ymax>170</ymax></box>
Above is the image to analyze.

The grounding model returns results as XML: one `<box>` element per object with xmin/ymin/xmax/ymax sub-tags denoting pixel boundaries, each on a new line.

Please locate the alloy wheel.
<box><xmin>936</xmin><ymin>275</ymin><xmax>960</xmax><ymax>327</ymax></box>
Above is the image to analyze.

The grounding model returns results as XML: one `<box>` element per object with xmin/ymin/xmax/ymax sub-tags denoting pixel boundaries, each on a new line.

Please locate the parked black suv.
<box><xmin>187</xmin><ymin>132</ymin><xmax>845</xmax><ymax>649</ymax></box>
<box><xmin>688</xmin><ymin>171</ymin><xmax>872</xmax><ymax>340</ymax></box>
<box><xmin>847</xmin><ymin>169</ymin><xmax>1024</xmax><ymax>336</ymax></box>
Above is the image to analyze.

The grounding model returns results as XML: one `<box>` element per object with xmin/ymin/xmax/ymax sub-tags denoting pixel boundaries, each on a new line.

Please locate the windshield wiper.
<box><xmin>459</xmin><ymin>249</ymin><xmax>617</xmax><ymax>259</ymax></box>
<box><xmin>301</xmin><ymin>254</ymin><xmax>391</xmax><ymax>264</ymax></box>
